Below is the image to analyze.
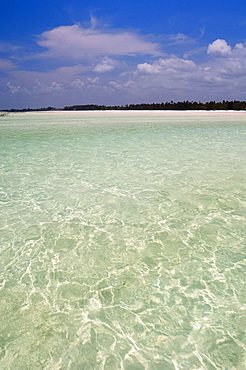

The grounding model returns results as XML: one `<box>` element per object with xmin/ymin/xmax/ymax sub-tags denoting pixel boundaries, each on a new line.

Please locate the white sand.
<box><xmin>10</xmin><ymin>110</ymin><xmax>246</xmax><ymax>119</ymax></box>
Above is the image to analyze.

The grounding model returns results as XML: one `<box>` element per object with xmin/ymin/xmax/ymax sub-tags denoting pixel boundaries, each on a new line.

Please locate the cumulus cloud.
<box><xmin>37</xmin><ymin>24</ymin><xmax>160</xmax><ymax>60</ymax></box>
<box><xmin>94</xmin><ymin>57</ymin><xmax>117</xmax><ymax>72</ymax></box>
<box><xmin>7</xmin><ymin>82</ymin><xmax>22</xmax><ymax>93</ymax></box>
<box><xmin>137</xmin><ymin>58</ymin><xmax>196</xmax><ymax>74</ymax></box>
<box><xmin>106</xmin><ymin>45</ymin><xmax>246</xmax><ymax>101</ymax></box>
<box><xmin>234</xmin><ymin>43</ymin><xmax>245</xmax><ymax>50</ymax></box>
<box><xmin>109</xmin><ymin>80</ymin><xmax>135</xmax><ymax>90</ymax></box>
<box><xmin>7</xmin><ymin>82</ymin><xmax>30</xmax><ymax>94</ymax></box>
<box><xmin>135</xmin><ymin>57</ymin><xmax>201</xmax><ymax>94</ymax></box>
<box><xmin>87</xmin><ymin>77</ymin><xmax>99</xmax><ymax>84</ymax></box>
<box><xmin>70</xmin><ymin>78</ymin><xmax>85</xmax><ymax>89</ymax></box>
<box><xmin>207</xmin><ymin>39</ymin><xmax>232</xmax><ymax>56</ymax></box>
<box><xmin>33</xmin><ymin>79</ymin><xmax>63</xmax><ymax>94</ymax></box>
<box><xmin>3</xmin><ymin>34</ymin><xmax>246</xmax><ymax>107</ymax></box>
<box><xmin>206</xmin><ymin>40</ymin><xmax>246</xmax><ymax>77</ymax></box>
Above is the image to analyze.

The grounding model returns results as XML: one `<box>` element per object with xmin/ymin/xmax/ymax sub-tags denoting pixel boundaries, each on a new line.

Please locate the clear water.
<box><xmin>0</xmin><ymin>111</ymin><xmax>245</xmax><ymax>369</ymax></box>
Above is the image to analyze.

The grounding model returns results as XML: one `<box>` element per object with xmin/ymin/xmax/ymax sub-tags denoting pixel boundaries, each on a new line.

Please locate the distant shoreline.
<box><xmin>2</xmin><ymin>100</ymin><xmax>246</xmax><ymax>113</ymax></box>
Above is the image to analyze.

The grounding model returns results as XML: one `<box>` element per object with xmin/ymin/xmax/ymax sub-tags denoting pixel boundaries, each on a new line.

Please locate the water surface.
<box><xmin>0</xmin><ymin>111</ymin><xmax>245</xmax><ymax>369</ymax></box>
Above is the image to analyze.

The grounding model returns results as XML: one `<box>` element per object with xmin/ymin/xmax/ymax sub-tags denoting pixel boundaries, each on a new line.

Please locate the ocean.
<box><xmin>0</xmin><ymin>111</ymin><xmax>245</xmax><ymax>369</ymax></box>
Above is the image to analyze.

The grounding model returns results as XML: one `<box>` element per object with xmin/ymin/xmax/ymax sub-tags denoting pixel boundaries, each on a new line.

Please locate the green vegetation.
<box><xmin>2</xmin><ymin>100</ymin><xmax>246</xmax><ymax>112</ymax></box>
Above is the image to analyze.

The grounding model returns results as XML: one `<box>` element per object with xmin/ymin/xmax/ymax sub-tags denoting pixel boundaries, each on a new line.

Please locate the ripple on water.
<box><xmin>0</xmin><ymin>112</ymin><xmax>245</xmax><ymax>368</ymax></box>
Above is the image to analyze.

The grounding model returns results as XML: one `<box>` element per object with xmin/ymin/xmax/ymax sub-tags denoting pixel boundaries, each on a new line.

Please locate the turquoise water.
<box><xmin>0</xmin><ymin>111</ymin><xmax>245</xmax><ymax>369</ymax></box>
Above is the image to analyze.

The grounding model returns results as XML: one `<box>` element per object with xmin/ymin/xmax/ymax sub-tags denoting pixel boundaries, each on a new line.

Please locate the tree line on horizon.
<box><xmin>3</xmin><ymin>100</ymin><xmax>246</xmax><ymax>112</ymax></box>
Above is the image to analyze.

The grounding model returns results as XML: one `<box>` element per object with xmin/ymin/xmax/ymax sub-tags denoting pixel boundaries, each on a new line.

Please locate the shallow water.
<box><xmin>0</xmin><ymin>112</ymin><xmax>245</xmax><ymax>369</ymax></box>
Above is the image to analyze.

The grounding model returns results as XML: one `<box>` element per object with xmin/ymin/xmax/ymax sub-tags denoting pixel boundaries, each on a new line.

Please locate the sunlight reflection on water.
<box><xmin>0</xmin><ymin>112</ymin><xmax>245</xmax><ymax>369</ymax></box>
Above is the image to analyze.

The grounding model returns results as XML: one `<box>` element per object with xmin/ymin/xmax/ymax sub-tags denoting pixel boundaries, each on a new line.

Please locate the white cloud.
<box><xmin>37</xmin><ymin>24</ymin><xmax>160</xmax><ymax>59</ymax></box>
<box><xmin>33</xmin><ymin>79</ymin><xmax>63</xmax><ymax>94</ymax></box>
<box><xmin>87</xmin><ymin>77</ymin><xmax>99</xmax><ymax>84</ymax></box>
<box><xmin>0</xmin><ymin>58</ymin><xmax>16</xmax><ymax>70</ymax></box>
<box><xmin>0</xmin><ymin>42</ymin><xmax>20</xmax><ymax>53</ymax></box>
<box><xmin>7</xmin><ymin>82</ymin><xmax>21</xmax><ymax>93</ymax></box>
<box><xmin>70</xmin><ymin>79</ymin><xmax>85</xmax><ymax>89</ymax></box>
<box><xmin>169</xmin><ymin>33</ymin><xmax>194</xmax><ymax>44</ymax></box>
<box><xmin>206</xmin><ymin>40</ymin><xmax>246</xmax><ymax>76</ymax></box>
<box><xmin>137</xmin><ymin>58</ymin><xmax>196</xmax><ymax>74</ymax></box>
<box><xmin>7</xmin><ymin>82</ymin><xmax>30</xmax><ymax>94</ymax></box>
<box><xmin>137</xmin><ymin>62</ymin><xmax>161</xmax><ymax>74</ymax></box>
<box><xmin>207</xmin><ymin>39</ymin><xmax>232</xmax><ymax>56</ymax></box>
<box><xmin>135</xmin><ymin>57</ymin><xmax>201</xmax><ymax>95</ymax></box>
<box><xmin>107</xmin><ymin>48</ymin><xmax>246</xmax><ymax>101</ymax></box>
<box><xmin>7</xmin><ymin>65</ymin><xmax>88</xmax><ymax>90</ymax></box>
<box><xmin>94</xmin><ymin>57</ymin><xmax>117</xmax><ymax>73</ymax></box>
<box><xmin>109</xmin><ymin>81</ymin><xmax>122</xmax><ymax>89</ymax></box>
<box><xmin>109</xmin><ymin>80</ymin><xmax>135</xmax><ymax>90</ymax></box>
<box><xmin>235</xmin><ymin>43</ymin><xmax>245</xmax><ymax>50</ymax></box>
<box><xmin>3</xmin><ymin>35</ymin><xmax>246</xmax><ymax>107</ymax></box>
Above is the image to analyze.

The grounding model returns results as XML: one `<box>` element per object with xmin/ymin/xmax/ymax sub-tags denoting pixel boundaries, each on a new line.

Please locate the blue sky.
<box><xmin>1</xmin><ymin>0</ymin><xmax>246</xmax><ymax>108</ymax></box>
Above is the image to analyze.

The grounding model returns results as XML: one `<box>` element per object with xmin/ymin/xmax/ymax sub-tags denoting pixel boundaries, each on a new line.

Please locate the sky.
<box><xmin>1</xmin><ymin>0</ymin><xmax>246</xmax><ymax>109</ymax></box>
